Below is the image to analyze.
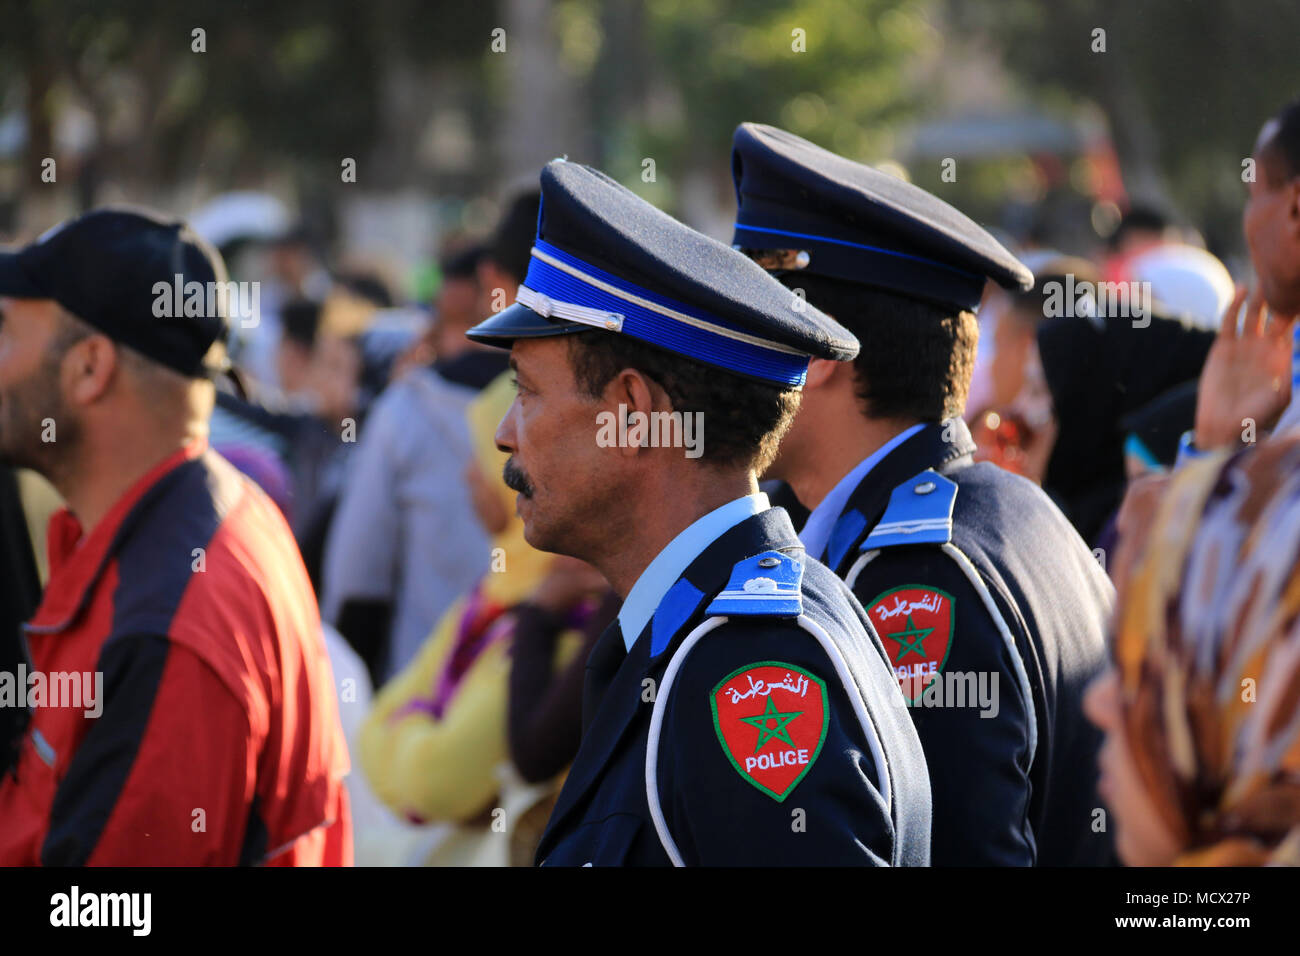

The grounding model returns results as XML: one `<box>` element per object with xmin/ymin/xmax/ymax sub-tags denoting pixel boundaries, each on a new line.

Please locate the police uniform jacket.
<box><xmin>815</xmin><ymin>418</ymin><xmax>1114</xmax><ymax>866</ymax></box>
<box><xmin>535</xmin><ymin>507</ymin><xmax>932</xmax><ymax>866</ymax></box>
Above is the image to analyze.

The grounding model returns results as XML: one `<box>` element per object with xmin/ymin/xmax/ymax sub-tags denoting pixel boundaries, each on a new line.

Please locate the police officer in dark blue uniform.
<box><xmin>729</xmin><ymin>123</ymin><xmax>1115</xmax><ymax>866</ymax></box>
<box><xmin>466</xmin><ymin>158</ymin><xmax>931</xmax><ymax>866</ymax></box>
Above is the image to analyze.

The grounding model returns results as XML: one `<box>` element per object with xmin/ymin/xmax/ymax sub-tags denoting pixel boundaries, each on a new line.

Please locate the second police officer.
<box><xmin>729</xmin><ymin>123</ymin><xmax>1115</xmax><ymax>866</ymax></box>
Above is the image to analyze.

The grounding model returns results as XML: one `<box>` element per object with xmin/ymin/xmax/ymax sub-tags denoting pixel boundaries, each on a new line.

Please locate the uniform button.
<box><xmin>794</xmin><ymin>250</ymin><xmax>811</xmax><ymax>269</ymax></box>
<box><xmin>914</xmin><ymin>481</ymin><xmax>936</xmax><ymax>495</ymax></box>
<box><xmin>758</xmin><ymin>556</ymin><xmax>781</xmax><ymax>568</ymax></box>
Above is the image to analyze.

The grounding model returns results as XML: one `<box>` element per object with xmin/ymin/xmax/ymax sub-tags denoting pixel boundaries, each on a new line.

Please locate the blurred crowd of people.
<box><xmin>970</xmin><ymin>98</ymin><xmax>1300</xmax><ymax>865</ymax></box>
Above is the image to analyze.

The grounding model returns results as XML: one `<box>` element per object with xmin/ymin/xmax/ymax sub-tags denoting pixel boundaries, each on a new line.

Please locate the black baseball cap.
<box><xmin>0</xmin><ymin>207</ymin><xmax>234</xmax><ymax>378</ymax></box>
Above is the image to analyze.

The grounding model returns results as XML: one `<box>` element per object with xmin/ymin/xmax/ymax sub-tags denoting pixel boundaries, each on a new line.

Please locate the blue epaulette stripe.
<box><xmin>705</xmin><ymin>549</ymin><xmax>805</xmax><ymax>618</ymax></box>
<box><xmin>860</xmin><ymin>469</ymin><xmax>957</xmax><ymax>551</ymax></box>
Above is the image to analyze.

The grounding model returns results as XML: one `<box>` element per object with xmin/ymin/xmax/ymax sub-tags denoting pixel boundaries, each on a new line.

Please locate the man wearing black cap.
<box><xmin>468</xmin><ymin>159</ymin><xmax>931</xmax><ymax>866</ymax></box>
<box><xmin>0</xmin><ymin>208</ymin><xmax>351</xmax><ymax>865</ymax></box>
<box><xmin>730</xmin><ymin>124</ymin><xmax>1114</xmax><ymax>866</ymax></box>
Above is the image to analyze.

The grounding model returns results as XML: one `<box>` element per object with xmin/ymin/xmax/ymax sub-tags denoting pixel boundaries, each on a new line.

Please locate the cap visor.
<box><xmin>465</xmin><ymin>302</ymin><xmax>591</xmax><ymax>346</ymax></box>
<box><xmin>0</xmin><ymin>253</ymin><xmax>45</xmax><ymax>298</ymax></box>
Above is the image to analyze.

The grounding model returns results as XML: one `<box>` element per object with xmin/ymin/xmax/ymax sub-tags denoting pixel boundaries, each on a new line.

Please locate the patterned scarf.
<box><xmin>1113</xmin><ymin>433</ymin><xmax>1300</xmax><ymax>865</ymax></box>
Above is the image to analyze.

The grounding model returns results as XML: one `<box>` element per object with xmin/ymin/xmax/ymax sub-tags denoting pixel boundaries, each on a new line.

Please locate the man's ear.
<box><xmin>62</xmin><ymin>334</ymin><xmax>118</xmax><ymax>406</ymax></box>
<box><xmin>606</xmin><ymin>368</ymin><xmax>662</xmax><ymax>459</ymax></box>
<box><xmin>607</xmin><ymin>367</ymin><xmax>666</xmax><ymax>414</ymax></box>
<box><xmin>804</xmin><ymin>356</ymin><xmax>843</xmax><ymax>390</ymax></box>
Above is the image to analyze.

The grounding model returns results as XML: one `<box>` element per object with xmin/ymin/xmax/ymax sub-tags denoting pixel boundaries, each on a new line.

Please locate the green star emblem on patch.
<box><xmin>890</xmin><ymin>615</ymin><xmax>934</xmax><ymax>663</ymax></box>
<box><xmin>738</xmin><ymin>697</ymin><xmax>803</xmax><ymax>752</ymax></box>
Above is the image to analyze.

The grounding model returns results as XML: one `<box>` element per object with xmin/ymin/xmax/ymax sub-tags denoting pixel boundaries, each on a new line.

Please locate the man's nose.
<box><xmin>495</xmin><ymin>398</ymin><xmax>519</xmax><ymax>455</ymax></box>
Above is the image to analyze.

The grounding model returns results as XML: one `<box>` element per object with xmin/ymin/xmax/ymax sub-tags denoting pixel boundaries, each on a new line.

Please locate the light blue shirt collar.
<box><xmin>798</xmin><ymin>424</ymin><xmax>926</xmax><ymax>559</ymax></box>
<box><xmin>617</xmin><ymin>493</ymin><xmax>770</xmax><ymax>650</ymax></box>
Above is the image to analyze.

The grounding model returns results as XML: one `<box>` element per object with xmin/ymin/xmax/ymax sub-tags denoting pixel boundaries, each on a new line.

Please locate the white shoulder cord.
<box><xmin>844</xmin><ymin>549</ymin><xmax>880</xmax><ymax>590</ymax></box>
<box><xmin>847</xmin><ymin>542</ymin><xmax>1038</xmax><ymax>763</ymax></box>
<box><xmin>645</xmin><ymin>615</ymin><xmax>728</xmax><ymax>867</ymax></box>
<box><xmin>938</xmin><ymin>542</ymin><xmax>1038</xmax><ymax>762</ymax></box>
<box><xmin>645</xmin><ymin>613</ymin><xmax>893</xmax><ymax>866</ymax></box>
<box><xmin>794</xmin><ymin>613</ymin><xmax>892</xmax><ymax>815</ymax></box>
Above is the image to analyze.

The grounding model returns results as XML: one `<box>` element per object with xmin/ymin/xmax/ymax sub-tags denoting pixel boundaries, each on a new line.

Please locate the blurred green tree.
<box><xmin>1</xmin><ymin>0</ymin><xmax>499</xmax><ymax>211</ymax></box>
<box><xmin>589</xmin><ymin>0</ymin><xmax>932</xmax><ymax>215</ymax></box>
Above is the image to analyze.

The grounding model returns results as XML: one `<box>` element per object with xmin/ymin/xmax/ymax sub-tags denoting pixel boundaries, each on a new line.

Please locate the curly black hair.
<box><xmin>776</xmin><ymin>275</ymin><xmax>977</xmax><ymax>423</ymax></box>
<box><xmin>565</xmin><ymin>330</ymin><xmax>801</xmax><ymax>472</ymax></box>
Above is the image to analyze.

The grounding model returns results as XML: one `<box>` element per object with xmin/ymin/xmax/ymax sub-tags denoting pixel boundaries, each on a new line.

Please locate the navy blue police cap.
<box><xmin>0</xmin><ymin>207</ymin><xmax>231</xmax><ymax>378</ymax></box>
<box><xmin>465</xmin><ymin>159</ymin><xmax>858</xmax><ymax>387</ymax></box>
<box><xmin>730</xmin><ymin>123</ymin><xmax>1033</xmax><ymax>312</ymax></box>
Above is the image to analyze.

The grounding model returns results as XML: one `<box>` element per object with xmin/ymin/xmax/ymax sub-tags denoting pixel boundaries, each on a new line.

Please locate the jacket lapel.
<box><xmin>823</xmin><ymin>419</ymin><xmax>976</xmax><ymax>575</ymax></box>
<box><xmin>543</xmin><ymin>619</ymin><xmax>651</xmax><ymax>840</ymax></box>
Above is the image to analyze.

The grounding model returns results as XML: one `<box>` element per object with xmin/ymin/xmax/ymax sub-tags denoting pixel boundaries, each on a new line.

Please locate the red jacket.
<box><xmin>0</xmin><ymin>440</ymin><xmax>352</xmax><ymax>865</ymax></box>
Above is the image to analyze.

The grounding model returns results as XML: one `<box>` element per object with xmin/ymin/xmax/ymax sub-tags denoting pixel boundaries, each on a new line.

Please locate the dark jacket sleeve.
<box><xmin>653</xmin><ymin>618</ymin><xmax>894</xmax><ymax>866</ymax></box>
<box><xmin>852</xmin><ymin>546</ymin><xmax>1036</xmax><ymax>865</ymax></box>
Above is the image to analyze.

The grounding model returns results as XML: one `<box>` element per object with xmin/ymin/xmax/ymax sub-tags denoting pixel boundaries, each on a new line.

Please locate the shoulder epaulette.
<box><xmin>861</xmin><ymin>469</ymin><xmax>957</xmax><ymax>551</ymax></box>
<box><xmin>705</xmin><ymin>549</ymin><xmax>804</xmax><ymax>617</ymax></box>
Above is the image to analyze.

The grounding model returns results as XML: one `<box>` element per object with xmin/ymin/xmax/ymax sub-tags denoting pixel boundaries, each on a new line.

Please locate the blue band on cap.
<box><xmin>522</xmin><ymin>239</ymin><xmax>809</xmax><ymax>386</ymax></box>
<box><xmin>732</xmin><ymin>221</ymin><xmax>986</xmax><ymax>311</ymax></box>
<box><xmin>733</xmin><ymin>223</ymin><xmax>983</xmax><ymax>280</ymax></box>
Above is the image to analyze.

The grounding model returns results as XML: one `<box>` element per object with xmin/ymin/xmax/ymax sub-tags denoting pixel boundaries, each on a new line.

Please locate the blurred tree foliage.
<box><xmin>1</xmin><ymin>0</ymin><xmax>929</xmax><ymax>215</ymax></box>
<box><xmin>1</xmin><ymin>0</ymin><xmax>497</xmax><ymax>199</ymax></box>
<box><xmin>2</xmin><ymin>0</ymin><xmax>1293</xmax><ymax>252</ymax></box>
<box><xmin>610</xmin><ymin>0</ymin><xmax>930</xmax><ymax>206</ymax></box>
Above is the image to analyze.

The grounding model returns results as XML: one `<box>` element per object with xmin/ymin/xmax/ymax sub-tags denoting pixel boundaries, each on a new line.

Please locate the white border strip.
<box><xmin>867</xmin><ymin>518</ymin><xmax>952</xmax><ymax>537</ymax></box>
<box><xmin>845</xmin><ymin>549</ymin><xmax>881</xmax><ymax>590</ymax></box>
<box><xmin>712</xmin><ymin>588</ymin><xmax>801</xmax><ymax>601</ymax></box>
<box><xmin>646</xmin><ymin>615</ymin><xmax>728</xmax><ymax>866</ymax></box>
<box><xmin>940</xmin><ymin>542</ymin><xmax>1038</xmax><ymax>761</ymax></box>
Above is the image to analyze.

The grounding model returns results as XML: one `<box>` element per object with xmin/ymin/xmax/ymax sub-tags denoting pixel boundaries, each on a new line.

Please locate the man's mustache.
<box><xmin>503</xmin><ymin>458</ymin><xmax>534</xmax><ymax>498</ymax></box>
